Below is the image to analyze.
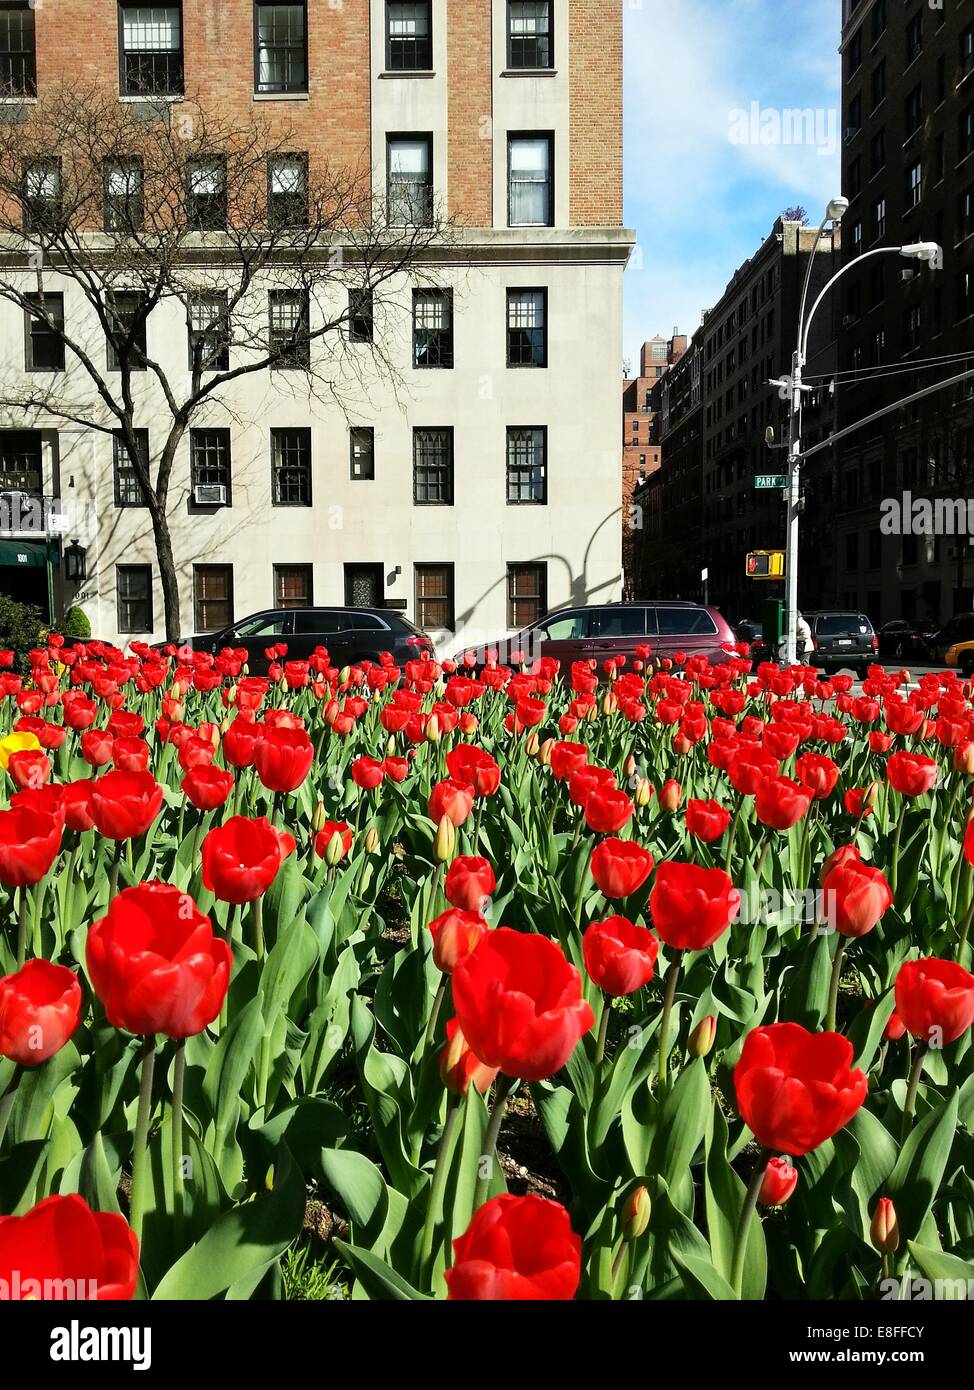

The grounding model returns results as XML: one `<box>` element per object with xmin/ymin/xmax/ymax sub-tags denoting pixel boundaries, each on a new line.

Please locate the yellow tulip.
<box><xmin>0</xmin><ymin>731</ymin><xmax>41</xmax><ymax>770</ymax></box>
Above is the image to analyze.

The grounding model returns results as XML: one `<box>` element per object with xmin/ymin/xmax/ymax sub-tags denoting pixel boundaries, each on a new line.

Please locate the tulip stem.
<box><xmin>724</xmin><ymin>795</ymin><xmax>744</xmax><ymax>874</ymax></box>
<box><xmin>825</xmin><ymin>938</ymin><xmax>847</xmax><ymax>1034</ymax></box>
<box><xmin>418</xmin><ymin>1098</ymin><xmax>461</xmax><ymax>1289</ymax></box>
<box><xmin>109</xmin><ymin>841</ymin><xmax>123</xmax><ymax>902</ymax></box>
<box><xmin>252</xmin><ymin>896</ymin><xmax>265</xmax><ymax>964</ymax></box>
<box><xmin>129</xmin><ymin>1034</ymin><xmax>157</xmax><ymax>1247</ymax></box>
<box><xmin>656</xmin><ymin>956</ymin><xmax>681</xmax><ymax>1092</ymax></box>
<box><xmin>956</xmin><ymin>894</ymin><xmax>974</xmax><ymax>968</ymax></box>
<box><xmin>731</xmin><ymin>1147</ymin><xmax>769</xmax><ymax>1298</ymax></box>
<box><xmin>15</xmin><ymin>887</ymin><xmax>29</xmax><ymax>970</ymax></box>
<box><xmin>0</xmin><ymin>1066</ymin><xmax>21</xmax><ymax>1150</ymax></box>
<box><xmin>424</xmin><ymin>975</ymin><xmax>448</xmax><ymax>1052</ymax></box>
<box><xmin>171</xmin><ymin>1039</ymin><xmax>186</xmax><ymax>1248</ymax></box>
<box><xmin>473</xmin><ymin>1073</ymin><xmax>515</xmax><ymax>1211</ymax></box>
<box><xmin>901</xmin><ymin>1042</ymin><xmax>926</xmax><ymax>1143</ymax></box>
<box><xmin>755</xmin><ymin>834</ymin><xmax>772</xmax><ymax>881</ymax></box>
<box><xmin>595</xmin><ymin>998</ymin><xmax>612</xmax><ymax>1067</ymax></box>
<box><xmin>889</xmin><ymin>801</ymin><xmax>906</xmax><ymax>900</ymax></box>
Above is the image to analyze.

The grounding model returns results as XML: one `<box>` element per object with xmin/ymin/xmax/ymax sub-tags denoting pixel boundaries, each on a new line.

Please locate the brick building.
<box><xmin>622</xmin><ymin>331</ymin><xmax>686</xmax><ymax>594</ymax></box>
<box><xmin>0</xmin><ymin>1</ymin><xmax>632</xmax><ymax>648</ymax></box>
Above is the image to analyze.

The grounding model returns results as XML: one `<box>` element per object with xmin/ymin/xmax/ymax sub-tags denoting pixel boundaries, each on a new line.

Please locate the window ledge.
<box><xmin>253</xmin><ymin>91</ymin><xmax>310</xmax><ymax>101</ymax></box>
<box><xmin>119</xmin><ymin>94</ymin><xmax>183</xmax><ymax>103</ymax></box>
<box><xmin>378</xmin><ymin>70</ymin><xmax>436</xmax><ymax>80</ymax></box>
<box><xmin>0</xmin><ymin>95</ymin><xmax>36</xmax><ymax>104</ymax></box>
<box><xmin>501</xmin><ymin>68</ymin><xmax>558</xmax><ymax>78</ymax></box>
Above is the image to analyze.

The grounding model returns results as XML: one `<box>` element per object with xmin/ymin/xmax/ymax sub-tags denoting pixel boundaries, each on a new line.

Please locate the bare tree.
<box><xmin>0</xmin><ymin>84</ymin><xmax>452</xmax><ymax>638</ymax></box>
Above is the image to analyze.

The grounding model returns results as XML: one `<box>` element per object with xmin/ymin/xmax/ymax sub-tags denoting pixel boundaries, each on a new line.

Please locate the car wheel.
<box><xmin>961</xmin><ymin>654</ymin><xmax>974</xmax><ymax>678</ymax></box>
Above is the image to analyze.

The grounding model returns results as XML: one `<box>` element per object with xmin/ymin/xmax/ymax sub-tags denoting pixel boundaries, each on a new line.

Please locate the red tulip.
<box><xmin>728</xmin><ymin>746</ymin><xmax>780</xmax><ymax>795</ymax></box>
<box><xmin>884</xmin><ymin>1010</ymin><xmax>906</xmax><ymax>1041</ymax></box>
<box><xmin>0</xmin><ymin>959</ymin><xmax>82</xmax><ymax>1066</ymax></box>
<box><xmin>754</xmin><ymin>775</ymin><xmax>812</xmax><ymax>830</ymax></box>
<box><xmin>590</xmin><ymin>838</ymin><xmax>654</xmax><ymax>899</ymax></box>
<box><xmin>112</xmin><ymin>737</ymin><xmax>151</xmax><ymax>773</ymax></box>
<box><xmin>821</xmin><ymin>859</ymin><xmax>892</xmax><ymax>938</ymax></box>
<box><xmin>658</xmin><ymin>778</ymin><xmax>682</xmax><ymax>812</ymax></box>
<box><xmin>429</xmin><ymin>778</ymin><xmax>474</xmax><ymax>827</ymax></box>
<box><xmin>548</xmin><ymin>742</ymin><xmax>589</xmax><ymax>783</ymax></box>
<box><xmin>685</xmin><ymin>797</ymin><xmax>731</xmax><ymax>843</ymax></box>
<box><xmin>445</xmin><ymin>1194</ymin><xmax>581</xmax><ymax>1301</ymax></box>
<box><xmin>894</xmin><ymin>957</ymin><xmax>974</xmax><ymax>1046</ymax></box>
<box><xmin>649</xmin><ymin>861</ymin><xmax>740</xmax><ymax>950</ymax></box>
<box><xmin>351</xmin><ymin>756</ymin><xmax>385</xmax><ymax>791</ymax></box>
<box><xmin>7</xmin><ymin>749</ymin><xmax>51</xmax><ymax>792</ymax></box>
<box><xmin>0</xmin><ymin>1194</ymin><xmax>138</xmax><ymax>1300</ymax></box>
<box><xmin>201</xmin><ymin>816</ymin><xmax>296</xmax><ymax>903</ymax></box>
<box><xmin>313</xmin><ymin>821</ymin><xmax>353</xmax><ymax>862</ymax></box>
<box><xmin>252</xmin><ymin>725</ymin><xmax>314</xmax><ymax>793</ymax></box>
<box><xmin>80</xmin><ymin>730</ymin><xmax>114</xmax><ymax>767</ymax></box>
<box><xmin>567</xmin><ymin>765</ymin><xmax>616</xmax><ymax>808</ymax></box>
<box><xmin>60</xmin><ymin>779</ymin><xmax>96</xmax><ymax>834</ymax></box>
<box><xmin>444</xmin><ymin>856</ymin><xmax>495</xmax><ymax>913</ymax></box>
<box><xmin>86</xmin><ymin>882</ymin><xmax>231</xmax><ymax>1038</ymax></box>
<box><xmin>382</xmin><ymin>755</ymin><xmax>410</xmax><ymax>783</ymax></box>
<box><xmin>439</xmin><ymin>1017</ymin><xmax>500</xmax><ymax>1096</ymax></box>
<box><xmin>445</xmin><ymin>745</ymin><xmax>501</xmax><ymax>797</ymax></box>
<box><xmin>758</xmin><ymin>1156</ymin><xmax>799</xmax><ymax>1207</ymax></box>
<box><xmin>0</xmin><ymin>807</ymin><xmax>62</xmax><ymax>887</ymax></box>
<box><xmin>795</xmin><ymin>752</ymin><xmax>839</xmax><ymax>800</ymax></box>
<box><xmin>181</xmin><ymin>764</ymin><xmax>234</xmax><ymax>812</ymax></box>
<box><xmin>452</xmin><ymin>927</ymin><xmax>594</xmax><ymax>1081</ymax></box>
<box><xmin>582</xmin><ymin>915</ymin><xmax>659</xmax><ymax>996</ymax></box>
<box><xmin>584</xmin><ymin>786</ymin><xmax>634</xmax><ymax>834</ymax></box>
<box><xmin>734</xmin><ymin>1022</ymin><xmax>867</xmax><ymax>1156</ymax></box>
<box><xmin>222</xmin><ymin>717</ymin><xmax>261</xmax><ymax>769</ymax></box>
<box><xmin>886</xmin><ymin>750</ymin><xmax>938</xmax><ymax>799</ymax></box>
<box><xmin>428</xmin><ymin>907</ymin><xmax>489</xmax><ymax>974</ymax></box>
<box><xmin>89</xmin><ymin>770</ymin><xmax>163</xmax><ymax>841</ymax></box>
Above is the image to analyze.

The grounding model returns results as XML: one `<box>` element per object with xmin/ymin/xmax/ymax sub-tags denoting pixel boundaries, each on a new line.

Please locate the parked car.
<box><xmin>804</xmin><ymin>610</ymin><xmax>879</xmax><ymax>677</ymax></box>
<box><xmin>877</xmin><ymin>619</ymin><xmax>937</xmax><ymax>661</ymax></box>
<box><xmin>456</xmin><ymin>600</ymin><xmax>737</xmax><ymax>670</ymax></box>
<box><xmin>929</xmin><ymin>613</ymin><xmax>974</xmax><ymax>672</ymax></box>
<box><xmin>154</xmin><ymin>607</ymin><xmax>435</xmax><ymax>675</ymax></box>
<box><xmin>734</xmin><ymin>617</ymin><xmax>773</xmax><ymax>663</ymax></box>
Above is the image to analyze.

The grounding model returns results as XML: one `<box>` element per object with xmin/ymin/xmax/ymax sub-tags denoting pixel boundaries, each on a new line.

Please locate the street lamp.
<box><xmin>63</xmin><ymin>538</ymin><xmax>87</xmax><ymax>584</ymax></box>
<box><xmin>778</xmin><ymin>207</ymin><xmax>942</xmax><ymax>664</ymax></box>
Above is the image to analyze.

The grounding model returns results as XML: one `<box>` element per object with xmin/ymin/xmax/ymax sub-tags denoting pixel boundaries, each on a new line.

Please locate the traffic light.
<box><xmin>746</xmin><ymin>550</ymin><xmax>785</xmax><ymax>579</ymax></box>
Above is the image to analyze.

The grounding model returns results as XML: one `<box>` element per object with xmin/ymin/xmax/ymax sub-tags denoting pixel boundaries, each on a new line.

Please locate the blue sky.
<box><xmin>624</xmin><ymin>0</ymin><xmax>843</xmax><ymax>368</ymax></box>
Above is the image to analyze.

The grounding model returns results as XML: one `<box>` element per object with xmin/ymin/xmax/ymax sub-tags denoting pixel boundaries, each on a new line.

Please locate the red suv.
<box><xmin>458</xmin><ymin>601</ymin><xmax>737</xmax><ymax>669</ymax></box>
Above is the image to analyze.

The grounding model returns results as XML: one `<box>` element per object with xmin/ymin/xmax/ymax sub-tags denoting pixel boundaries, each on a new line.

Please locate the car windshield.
<box><xmin>816</xmin><ymin>614</ymin><xmax>871</xmax><ymax>637</ymax></box>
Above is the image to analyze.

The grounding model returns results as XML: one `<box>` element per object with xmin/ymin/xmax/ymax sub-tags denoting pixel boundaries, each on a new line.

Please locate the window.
<box><xmin>870</xmin><ymin>128</ymin><xmax>885</xmax><ymax>175</ymax></box>
<box><xmin>507</xmin><ymin>562</ymin><xmax>546</xmax><ymax>628</ymax></box>
<box><xmin>387</xmin><ymin>135</ymin><xmax>432</xmax><ymax>225</ymax></box>
<box><xmin>269</xmin><ymin>289</ymin><xmax>310</xmax><ymax>368</ymax></box>
<box><xmin>0</xmin><ymin>431</ymin><xmax>42</xmax><ymax>492</ymax></box>
<box><xmin>190</xmin><ymin>429</ymin><xmax>231</xmax><ymax>503</ymax></box>
<box><xmin>961</xmin><ymin>104</ymin><xmax>974</xmax><ymax>163</ymax></box>
<box><xmin>274</xmin><ymin>564</ymin><xmax>312</xmax><ymax>609</ymax></box>
<box><xmin>961</xmin><ymin>186</ymin><xmax>974</xmax><ymax>241</ymax></box>
<box><xmin>118</xmin><ymin>4</ymin><xmax>183</xmax><ymax>96</ymax></box>
<box><xmin>871</xmin><ymin>0</ymin><xmax>886</xmax><ymax>45</ymax></box>
<box><xmin>186</xmin><ymin>157</ymin><xmax>227</xmax><ymax>231</ymax></box>
<box><xmin>848</xmin><ymin>28</ymin><xmax>861</xmax><ymax>75</ymax></box>
<box><xmin>872</xmin><ymin>196</ymin><xmax>885</xmax><ymax>241</ymax></box>
<box><xmin>188</xmin><ymin>292</ymin><xmax>230</xmax><ymax>372</ymax></box>
<box><xmin>24</xmin><ymin>293</ymin><xmax>64</xmax><ymax>371</ymax></box>
<box><xmin>104</xmin><ymin>158</ymin><xmax>144</xmax><ymax>232</ymax></box>
<box><xmin>349</xmin><ymin>427</ymin><xmax>375</xmax><ymax>480</ymax></box>
<box><xmin>116</xmin><ymin>565</ymin><xmax>152</xmax><ymax>633</ymax></box>
<box><xmin>194</xmin><ymin>565</ymin><xmax>233</xmax><ymax>632</ymax></box>
<box><xmin>412</xmin><ymin>289</ymin><xmax>453</xmax><ymax>368</ymax></box>
<box><xmin>964</xmin><ymin>25</ymin><xmax>974</xmax><ymax>79</ymax></box>
<box><xmin>507</xmin><ymin>289</ymin><xmax>546</xmax><ymax>367</ymax></box>
<box><xmin>506</xmin><ymin>427</ymin><xmax>547</xmax><ymax>504</ymax></box>
<box><xmin>508</xmin><ymin>1</ymin><xmax>552</xmax><ymax>69</ymax></box>
<box><xmin>851</xmin><ymin>219</ymin><xmax>863</xmax><ymax>256</ymax></box>
<box><xmin>508</xmin><ymin>134</ymin><xmax>553</xmax><ymax>226</ymax></box>
<box><xmin>271</xmin><ymin>427</ymin><xmax>312</xmax><ymax>505</ymax></box>
<box><xmin>22</xmin><ymin>159</ymin><xmax>62</xmax><ymax>234</ymax></box>
<box><xmin>348</xmin><ymin>288</ymin><xmax>373</xmax><ymax>343</ymax></box>
<box><xmin>268</xmin><ymin>154</ymin><xmax>308</xmax><ymax>228</ymax></box>
<box><xmin>848</xmin><ymin>156</ymin><xmax>862</xmax><ymax>199</ymax></box>
<box><xmin>415</xmin><ymin>563</ymin><xmax>454</xmax><ymax>631</ymax></box>
<box><xmin>113</xmin><ymin>430</ymin><xmax>148</xmax><ymax>507</ymax></box>
<box><xmin>413</xmin><ymin>427</ymin><xmax>453</xmax><ymax>505</ymax></box>
<box><xmin>870</xmin><ymin>60</ymin><xmax>885</xmax><ymax>109</ymax></box>
<box><xmin>847</xmin><ymin>92</ymin><xmax>862</xmax><ymax>133</ymax></box>
<box><xmin>906</xmin><ymin>10</ymin><xmax>922</xmax><ymax>64</ymax></box>
<box><xmin>905</xmin><ymin>303</ymin><xmax>921</xmax><ymax>351</ymax></box>
<box><xmin>107</xmin><ymin>291</ymin><xmax>147</xmax><ymax>372</ymax></box>
<box><xmin>907</xmin><ymin>160</ymin><xmax>922</xmax><ymax>210</ymax></box>
<box><xmin>254</xmin><ymin>2</ymin><xmax>307</xmax><ymax>94</ymax></box>
<box><xmin>0</xmin><ymin>3</ymin><xmax>35</xmax><ymax>96</ymax></box>
<box><xmin>904</xmin><ymin>85</ymin><xmax>922</xmax><ymax>138</ymax></box>
<box><xmin>386</xmin><ymin>2</ymin><xmax>431</xmax><ymax>71</ymax></box>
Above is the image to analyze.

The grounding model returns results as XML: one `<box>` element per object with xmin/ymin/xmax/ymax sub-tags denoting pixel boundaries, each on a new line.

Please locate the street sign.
<box><xmin>746</xmin><ymin>550</ymin><xmax>785</xmax><ymax>579</ymax></box>
<box><xmin>754</xmin><ymin>474</ymin><xmax>787</xmax><ymax>490</ymax></box>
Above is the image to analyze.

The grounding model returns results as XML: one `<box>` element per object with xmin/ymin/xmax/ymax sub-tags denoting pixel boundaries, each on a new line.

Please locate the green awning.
<box><xmin>0</xmin><ymin>539</ymin><xmax>53</xmax><ymax>569</ymax></box>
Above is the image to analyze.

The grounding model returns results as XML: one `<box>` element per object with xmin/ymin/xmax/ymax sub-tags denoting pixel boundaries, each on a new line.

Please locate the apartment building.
<box><xmin>0</xmin><ymin>1</ymin><xmax>632</xmax><ymax>650</ymax></box>
<box><xmin>830</xmin><ymin>0</ymin><xmax>974</xmax><ymax>624</ymax></box>
<box><xmin>621</xmin><ymin>331</ymin><xmax>686</xmax><ymax>594</ymax></box>
<box><xmin>634</xmin><ymin>218</ymin><xmax>839</xmax><ymax>619</ymax></box>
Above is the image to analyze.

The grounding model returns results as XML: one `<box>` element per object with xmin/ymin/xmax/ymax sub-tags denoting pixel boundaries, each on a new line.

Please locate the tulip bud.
<box><xmin>624</xmin><ymin>754</ymin><xmax>637</xmax><ymax>779</ymax></box>
<box><xmin>280</xmin><ymin>676</ymin><xmax>289</xmax><ymax>694</ymax></box>
<box><xmin>621</xmin><ymin>1186</ymin><xmax>651</xmax><ymax>1241</ymax></box>
<box><xmin>688</xmin><ymin>1013</ymin><xmax>717</xmax><ymax>1058</ymax></box>
<box><xmin>460</xmin><ymin>713</ymin><xmax>478</xmax><ymax>736</ymax></box>
<box><xmin>758</xmin><ymin>1156</ymin><xmax>798</xmax><ymax>1207</ymax></box>
<box><xmin>221</xmin><ymin>713</ymin><xmax>234</xmax><ymax>734</ymax></box>
<box><xmin>585</xmin><ymin>702</ymin><xmax>598</xmax><ymax>722</ymax></box>
<box><xmin>224</xmin><ymin>687</ymin><xmax>236</xmax><ymax>709</ymax></box>
<box><xmin>373</xmin><ymin>686</ymin><xmax>383</xmax><ymax>704</ymax></box>
<box><xmin>601</xmin><ymin>691</ymin><xmax>617</xmax><ymax>716</ymax></box>
<box><xmin>312</xmin><ymin>798</ymin><xmax>327</xmax><ymax>835</ymax></box>
<box><xmin>634</xmin><ymin>775</ymin><xmax>653</xmax><ymax>808</ymax></box>
<box><xmin>338</xmin><ymin>666</ymin><xmax>350</xmax><ymax>685</ymax></box>
<box><xmin>525</xmin><ymin>731</ymin><xmax>540</xmax><ymax>757</ymax></box>
<box><xmin>884</xmin><ymin>1009</ymin><xmax>906</xmax><ymax>1041</ymax></box>
<box><xmin>863</xmin><ymin>779</ymin><xmax>880</xmax><ymax>808</ymax></box>
<box><xmin>434</xmin><ymin>814</ymin><xmax>456</xmax><ymax>862</ymax></box>
<box><xmin>325</xmin><ymin>829</ymin><xmax>346</xmax><ymax>867</ymax></box>
<box><xmin>870</xmin><ymin>1198</ymin><xmax>899</xmax><ymax>1255</ymax></box>
<box><xmin>426</xmin><ymin>714</ymin><xmax>441</xmax><ymax>744</ymax></box>
<box><xmin>955</xmin><ymin>741</ymin><xmax>974</xmax><ymax>776</ymax></box>
<box><xmin>387</xmin><ymin>735</ymin><xmax>397</xmax><ymax>755</ymax></box>
<box><xmin>242</xmin><ymin>662</ymin><xmax>250</xmax><ymax>676</ymax></box>
<box><xmin>364</xmin><ymin>825</ymin><xmax>380</xmax><ymax>854</ymax></box>
<box><xmin>659</xmin><ymin>779</ymin><xmax>682</xmax><ymax>812</ymax></box>
<box><xmin>324</xmin><ymin>699</ymin><xmax>340</xmax><ymax>726</ymax></box>
<box><xmin>538</xmin><ymin>737</ymin><xmax>555</xmax><ymax>767</ymax></box>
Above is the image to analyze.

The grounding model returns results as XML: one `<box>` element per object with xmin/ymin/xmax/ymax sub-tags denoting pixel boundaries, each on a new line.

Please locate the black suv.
<box><xmin>805</xmin><ymin>610</ymin><xmax>878</xmax><ymax>677</ymax></box>
<box><xmin>159</xmin><ymin>608</ymin><xmax>435</xmax><ymax>674</ymax></box>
